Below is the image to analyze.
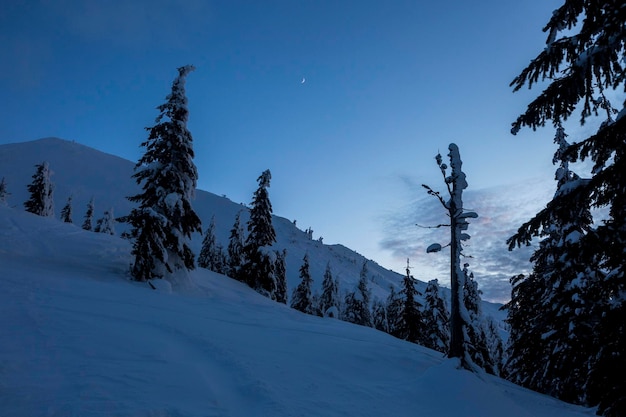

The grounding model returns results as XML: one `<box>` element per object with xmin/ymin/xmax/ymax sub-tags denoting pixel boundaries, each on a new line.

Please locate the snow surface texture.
<box><xmin>0</xmin><ymin>205</ymin><xmax>595</xmax><ymax>417</ymax></box>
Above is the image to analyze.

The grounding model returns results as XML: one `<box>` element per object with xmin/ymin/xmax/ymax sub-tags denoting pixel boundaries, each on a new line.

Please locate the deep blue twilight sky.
<box><xmin>3</xmin><ymin>0</ymin><xmax>610</xmax><ymax>301</ymax></box>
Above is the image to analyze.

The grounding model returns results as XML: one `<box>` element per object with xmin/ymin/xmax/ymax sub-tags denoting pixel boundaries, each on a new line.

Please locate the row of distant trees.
<box><xmin>0</xmin><ymin>167</ymin><xmax>115</xmax><ymax>234</ymax></box>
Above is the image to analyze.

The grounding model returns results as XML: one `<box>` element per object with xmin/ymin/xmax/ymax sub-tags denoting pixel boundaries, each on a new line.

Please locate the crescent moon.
<box><xmin>301</xmin><ymin>78</ymin><xmax>306</xmax><ymax>84</ymax></box>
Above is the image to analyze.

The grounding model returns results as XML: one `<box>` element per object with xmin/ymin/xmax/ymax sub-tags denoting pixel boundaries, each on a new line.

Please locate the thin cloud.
<box><xmin>380</xmin><ymin>175</ymin><xmax>555</xmax><ymax>303</ymax></box>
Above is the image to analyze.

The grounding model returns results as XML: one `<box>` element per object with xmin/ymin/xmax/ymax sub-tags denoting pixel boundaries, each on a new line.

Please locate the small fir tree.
<box><xmin>60</xmin><ymin>196</ymin><xmax>73</xmax><ymax>223</ymax></box>
<box><xmin>0</xmin><ymin>177</ymin><xmax>10</xmax><ymax>205</ymax></box>
<box><xmin>82</xmin><ymin>197</ymin><xmax>95</xmax><ymax>231</ymax></box>
<box><xmin>372</xmin><ymin>299</ymin><xmax>389</xmax><ymax>332</ymax></box>
<box><xmin>291</xmin><ymin>253</ymin><xmax>314</xmax><ymax>314</ymax></box>
<box><xmin>274</xmin><ymin>249</ymin><xmax>288</xmax><ymax>304</ymax></box>
<box><xmin>24</xmin><ymin>161</ymin><xmax>54</xmax><ymax>217</ymax></box>
<box><xmin>94</xmin><ymin>208</ymin><xmax>116</xmax><ymax>235</ymax></box>
<box><xmin>227</xmin><ymin>211</ymin><xmax>246</xmax><ymax>280</ymax></box>
<box><xmin>198</xmin><ymin>216</ymin><xmax>225</xmax><ymax>273</ymax></box>
<box><xmin>342</xmin><ymin>260</ymin><xmax>372</xmax><ymax>327</ymax></box>
<box><xmin>126</xmin><ymin>65</ymin><xmax>202</xmax><ymax>282</ymax></box>
<box><xmin>422</xmin><ymin>279</ymin><xmax>450</xmax><ymax>354</ymax></box>
<box><xmin>463</xmin><ymin>264</ymin><xmax>499</xmax><ymax>375</ymax></box>
<box><xmin>385</xmin><ymin>286</ymin><xmax>403</xmax><ymax>336</ymax></box>
<box><xmin>242</xmin><ymin>170</ymin><xmax>277</xmax><ymax>298</ymax></box>
<box><xmin>319</xmin><ymin>262</ymin><xmax>340</xmax><ymax>318</ymax></box>
<box><xmin>393</xmin><ymin>259</ymin><xmax>424</xmax><ymax>344</ymax></box>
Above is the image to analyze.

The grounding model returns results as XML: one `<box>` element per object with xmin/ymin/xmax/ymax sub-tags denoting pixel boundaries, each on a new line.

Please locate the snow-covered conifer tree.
<box><xmin>393</xmin><ymin>260</ymin><xmax>424</xmax><ymax>344</ymax></box>
<box><xmin>126</xmin><ymin>65</ymin><xmax>202</xmax><ymax>282</ymax></box>
<box><xmin>385</xmin><ymin>286</ymin><xmax>402</xmax><ymax>336</ymax></box>
<box><xmin>371</xmin><ymin>299</ymin><xmax>389</xmax><ymax>332</ymax></box>
<box><xmin>198</xmin><ymin>215</ymin><xmax>225</xmax><ymax>273</ymax></box>
<box><xmin>422</xmin><ymin>279</ymin><xmax>450</xmax><ymax>354</ymax></box>
<box><xmin>508</xmin><ymin>3</ymin><xmax>626</xmax><ymax>414</ymax></box>
<box><xmin>274</xmin><ymin>249</ymin><xmax>288</xmax><ymax>304</ymax></box>
<box><xmin>227</xmin><ymin>211</ymin><xmax>246</xmax><ymax>280</ymax></box>
<box><xmin>0</xmin><ymin>177</ymin><xmax>10</xmax><ymax>205</ymax></box>
<box><xmin>505</xmin><ymin>127</ymin><xmax>600</xmax><ymax>400</ymax></box>
<box><xmin>95</xmin><ymin>208</ymin><xmax>116</xmax><ymax>235</ymax></box>
<box><xmin>342</xmin><ymin>260</ymin><xmax>372</xmax><ymax>327</ymax></box>
<box><xmin>422</xmin><ymin>144</ymin><xmax>477</xmax><ymax>368</ymax></box>
<box><xmin>242</xmin><ymin>169</ymin><xmax>277</xmax><ymax>298</ymax></box>
<box><xmin>60</xmin><ymin>196</ymin><xmax>73</xmax><ymax>223</ymax></box>
<box><xmin>319</xmin><ymin>262</ymin><xmax>340</xmax><ymax>318</ymax></box>
<box><xmin>463</xmin><ymin>264</ymin><xmax>499</xmax><ymax>375</ymax></box>
<box><xmin>24</xmin><ymin>162</ymin><xmax>54</xmax><ymax>217</ymax></box>
<box><xmin>82</xmin><ymin>197</ymin><xmax>95</xmax><ymax>231</ymax></box>
<box><xmin>290</xmin><ymin>253</ymin><xmax>314</xmax><ymax>314</ymax></box>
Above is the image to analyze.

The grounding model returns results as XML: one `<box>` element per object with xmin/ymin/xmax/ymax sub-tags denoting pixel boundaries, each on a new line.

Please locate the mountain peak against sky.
<box><xmin>0</xmin><ymin>137</ymin><xmax>409</xmax><ymax>302</ymax></box>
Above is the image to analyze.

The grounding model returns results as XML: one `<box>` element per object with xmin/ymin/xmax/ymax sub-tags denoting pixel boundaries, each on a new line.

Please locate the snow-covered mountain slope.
<box><xmin>0</xmin><ymin>139</ymin><xmax>392</xmax><ymax>294</ymax></box>
<box><xmin>0</xmin><ymin>138</ymin><xmax>502</xmax><ymax>313</ymax></box>
<box><xmin>0</xmin><ymin>206</ymin><xmax>593</xmax><ymax>417</ymax></box>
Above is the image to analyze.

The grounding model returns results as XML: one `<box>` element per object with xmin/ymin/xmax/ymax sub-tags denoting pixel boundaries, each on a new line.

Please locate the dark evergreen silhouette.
<box><xmin>227</xmin><ymin>211</ymin><xmax>246</xmax><ymax>280</ymax></box>
<box><xmin>505</xmin><ymin>128</ymin><xmax>601</xmax><ymax>401</ymax></box>
<box><xmin>94</xmin><ymin>208</ymin><xmax>116</xmax><ymax>235</ymax></box>
<box><xmin>319</xmin><ymin>262</ymin><xmax>340</xmax><ymax>318</ymax></box>
<box><xmin>24</xmin><ymin>161</ymin><xmax>54</xmax><ymax>217</ymax></box>
<box><xmin>82</xmin><ymin>197</ymin><xmax>95</xmax><ymax>231</ymax></box>
<box><xmin>422</xmin><ymin>279</ymin><xmax>450</xmax><ymax>354</ymax></box>
<box><xmin>241</xmin><ymin>169</ymin><xmax>277</xmax><ymax>299</ymax></box>
<box><xmin>385</xmin><ymin>286</ymin><xmax>402</xmax><ymax>336</ymax></box>
<box><xmin>392</xmin><ymin>260</ymin><xmax>424</xmax><ymax>344</ymax></box>
<box><xmin>60</xmin><ymin>196</ymin><xmax>73</xmax><ymax>223</ymax></box>
<box><xmin>371</xmin><ymin>299</ymin><xmax>388</xmax><ymax>332</ymax></box>
<box><xmin>463</xmin><ymin>264</ymin><xmax>499</xmax><ymax>375</ymax></box>
<box><xmin>423</xmin><ymin>144</ymin><xmax>477</xmax><ymax>369</ymax></box>
<box><xmin>0</xmin><ymin>177</ymin><xmax>10</xmax><ymax>205</ymax></box>
<box><xmin>274</xmin><ymin>249</ymin><xmax>288</xmax><ymax>304</ymax></box>
<box><xmin>198</xmin><ymin>215</ymin><xmax>225</xmax><ymax>273</ymax></box>
<box><xmin>508</xmin><ymin>3</ymin><xmax>625</xmax><ymax>414</ymax></box>
<box><xmin>290</xmin><ymin>253</ymin><xmax>314</xmax><ymax>314</ymax></box>
<box><xmin>342</xmin><ymin>260</ymin><xmax>372</xmax><ymax>327</ymax></box>
<box><xmin>126</xmin><ymin>65</ymin><xmax>202</xmax><ymax>282</ymax></box>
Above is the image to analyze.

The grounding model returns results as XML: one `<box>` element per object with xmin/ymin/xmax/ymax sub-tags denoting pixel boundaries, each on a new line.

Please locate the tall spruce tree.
<box><xmin>291</xmin><ymin>253</ymin><xmax>314</xmax><ymax>314</ymax></box>
<box><xmin>24</xmin><ymin>161</ymin><xmax>54</xmax><ymax>217</ymax></box>
<box><xmin>319</xmin><ymin>262</ymin><xmax>340</xmax><ymax>318</ymax></box>
<box><xmin>82</xmin><ymin>197</ymin><xmax>95</xmax><ymax>231</ymax></box>
<box><xmin>423</xmin><ymin>144</ymin><xmax>477</xmax><ymax>369</ymax></box>
<box><xmin>422</xmin><ymin>279</ymin><xmax>450</xmax><ymax>354</ymax></box>
<box><xmin>60</xmin><ymin>196</ymin><xmax>73</xmax><ymax>223</ymax></box>
<box><xmin>242</xmin><ymin>169</ymin><xmax>277</xmax><ymax>298</ymax></box>
<box><xmin>227</xmin><ymin>211</ymin><xmax>246</xmax><ymax>280</ymax></box>
<box><xmin>505</xmin><ymin>127</ymin><xmax>601</xmax><ymax>402</ymax></box>
<box><xmin>508</xmin><ymin>3</ymin><xmax>625</xmax><ymax>414</ymax></box>
<box><xmin>126</xmin><ymin>65</ymin><xmax>202</xmax><ymax>282</ymax></box>
<box><xmin>342</xmin><ymin>260</ymin><xmax>372</xmax><ymax>327</ymax></box>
